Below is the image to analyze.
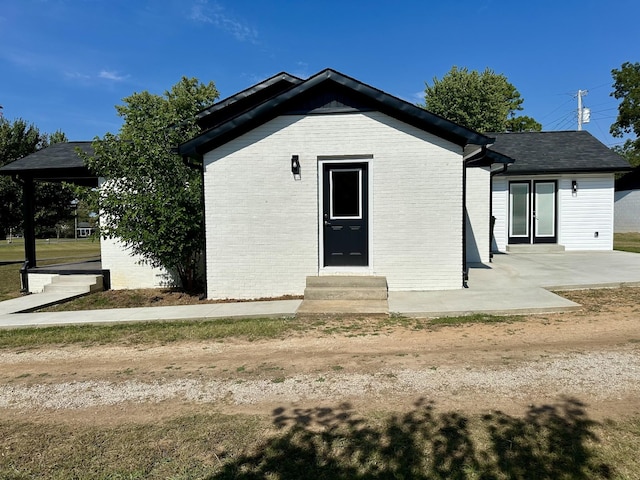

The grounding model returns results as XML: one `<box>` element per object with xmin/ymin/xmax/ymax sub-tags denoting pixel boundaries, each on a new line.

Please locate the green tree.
<box><xmin>84</xmin><ymin>77</ymin><xmax>219</xmax><ymax>291</ymax></box>
<box><xmin>0</xmin><ymin>119</ymin><xmax>73</xmax><ymax>238</ymax></box>
<box><xmin>610</xmin><ymin>62</ymin><xmax>640</xmax><ymax>167</ymax></box>
<box><xmin>422</xmin><ymin>66</ymin><xmax>542</xmax><ymax>133</ymax></box>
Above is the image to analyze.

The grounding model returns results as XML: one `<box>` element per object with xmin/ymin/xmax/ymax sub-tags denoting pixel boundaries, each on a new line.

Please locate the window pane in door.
<box><xmin>331</xmin><ymin>170</ymin><xmax>361</xmax><ymax>218</ymax></box>
<box><xmin>510</xmin><ymin>183</ymin><xmax>529</xmax><ymax>236</ymax></box>
<box><xmin>535</xmin><ymin>183</ymin><xmax>555</xmax><ymax>237</ymax></box>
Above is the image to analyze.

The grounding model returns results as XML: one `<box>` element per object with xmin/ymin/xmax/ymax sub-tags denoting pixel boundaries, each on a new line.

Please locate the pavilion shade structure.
<box><xmin>0</xmin><ymin>142</ymin><xmax>98</xmax><ymax>276</ymax></box>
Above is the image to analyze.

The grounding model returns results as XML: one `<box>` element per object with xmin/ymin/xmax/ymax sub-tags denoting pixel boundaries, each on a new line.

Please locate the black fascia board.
<box><xmin>195</xmin><ymin>72</ymin><xmax>303</xmax><ymax>129</ymax></box>
<box><xmin>179</xmin><ymin>69</ymin><xmax>492</xmax><ymax>158</ymax></box>
<box><xmin>497</xmin><ymin>165</ymin><xmax>632</xmax><ymax>176</ymax></box>
<box><xmin>3</xmin><ymin>168</ymin><xmax>98</xmax><ymax>187</ymax></box>
<box><xmin>466</xmin><ymin>148</ymin><xmax>515</xmax><ymax>167</ymax></box>
<box><xmin>327</xmin><ymin>69</ymin><xmax>491</xmax><ymax>147</ymax></box>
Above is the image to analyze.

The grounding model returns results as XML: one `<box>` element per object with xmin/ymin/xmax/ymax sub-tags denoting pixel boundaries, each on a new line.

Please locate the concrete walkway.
<box><xmin>1</xmin><ymin>251</ymin><xmax>640</xmax><ymax>328</ymax></box>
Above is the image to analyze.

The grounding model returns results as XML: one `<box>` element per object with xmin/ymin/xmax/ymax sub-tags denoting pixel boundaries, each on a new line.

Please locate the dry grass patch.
<box><xmin>557</xmin><ymin>286</ymin><xmax>640</xmax><ymax>314</ymax></box>
<box><xmin>1</xmin><ymin>399</ymin><xmax>637</xmax><ymax>479</ymax></box>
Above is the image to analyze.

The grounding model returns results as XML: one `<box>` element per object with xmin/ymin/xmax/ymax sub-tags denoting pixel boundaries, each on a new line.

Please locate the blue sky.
<box><xmin>1</xmin><ymin>0</ymin><xmax>638</xmax><ymax>147</ymax></box>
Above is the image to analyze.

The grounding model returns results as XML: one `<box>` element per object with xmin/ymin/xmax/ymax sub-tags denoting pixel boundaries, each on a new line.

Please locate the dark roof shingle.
<box><xmin>488</xmin><ymin>131</ymin><xmax>631</xmax><ymax>175</ymax></box>
<box><xmin>0</xmin><ymin>141</ymin><xmax>96</xmax><ymax>185</ymax></box>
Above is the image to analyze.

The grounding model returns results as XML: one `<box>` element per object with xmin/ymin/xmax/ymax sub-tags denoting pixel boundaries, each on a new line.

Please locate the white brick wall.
<box><xmin>100</xmin><ymin>236</ymin><xmax>171</xmax><ymax>289</ymax></box>
<box><xmin>465</xmin><ymin>166</ymin><xmax>490</xmax><ymax>263</ymax></box>
<box><xmin>97</xmin><ymin>178</ymin><xmax>172</xmax><ymax>290</ymax></box>
<box><xmin>615</xmin><ymin>189</ymin><xmax>640</xmax><ymax>232</ymax></box>
<box><xmin>491</xmin><ymin>174</ymin><xmax>615</xmax><ymax>251</ymax></box>
<box><xmin>203</xmin><ymin>111</ymin><xmax>464</xmax><ymax>299</ymax></box>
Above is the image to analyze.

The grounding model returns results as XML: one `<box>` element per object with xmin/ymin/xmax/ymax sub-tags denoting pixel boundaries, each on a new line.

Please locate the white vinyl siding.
<box><xmin>491</xmin><ymin>174</ymin><xmax>615</xmax><ymax>251</ymax></box>
<box><xmin>491</xmin><ymin>177</ymin><xmax>508</xmax><ymax>252</ymax></box>
<box><xmin>203</xmin><ymin>111</ymin><xmax>464</xmax><ymax>299</ymax></box>
<box><xmin>557</xmin><ymin>175</ymin><xmax>614</xmax><ymax>250</ymax></box>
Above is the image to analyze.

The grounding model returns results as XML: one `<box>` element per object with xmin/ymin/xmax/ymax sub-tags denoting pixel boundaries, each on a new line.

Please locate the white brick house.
<box><xmin>179</xmin><ymin>69</ymin><xmax>509</xmax><ymax>299</ymax></box>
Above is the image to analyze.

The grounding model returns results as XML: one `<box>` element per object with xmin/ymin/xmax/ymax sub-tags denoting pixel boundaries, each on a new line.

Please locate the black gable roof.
<box><xmin>179</xmin><ymin>69</ymin><xmax>493</xmax><ymax>158</ymax></box>
<box><xmin>489</xmin><ymin>131</ymin><xmax>631</xmax><ymax>175</ymax></box>
<box><xmin>0</xmin><ymin>141</ymin><xmax>97</xmax><ymax>186</ymax></box>
<box><xmin>195</xmin><ymin>72</ymin><xmax>302</xmax><ymax>131</ymax></box>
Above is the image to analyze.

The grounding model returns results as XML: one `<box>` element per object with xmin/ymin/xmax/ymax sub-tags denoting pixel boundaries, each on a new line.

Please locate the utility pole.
<box><xmin>577</xmin><ymin>89</ymin><xmax>590</xmax><ymax>130</ymax></box>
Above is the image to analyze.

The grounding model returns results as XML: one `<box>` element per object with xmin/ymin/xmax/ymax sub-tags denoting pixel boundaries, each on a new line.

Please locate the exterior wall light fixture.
<box><xmin>572</xmin><ymin>180</ymin><xmax>578</xmax><ymax>195</ymax></box>
<box><xmin>291</xmin><ymin>155</ymin><xmax>301</xmax><ymax>178</ymax></box>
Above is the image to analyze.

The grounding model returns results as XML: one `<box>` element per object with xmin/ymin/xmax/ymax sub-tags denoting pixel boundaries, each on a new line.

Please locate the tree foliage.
<box><xmin>84</xmin><ymin>77</ymin><xmax>219</xmax><ymax>291</ymax></box>
<box><xmin>610</xmin><ymin>62</ymin><xmax>640</xmax><ymax>167</ymax></box>
<box><xmin>0</xmin><ymin>118</ymin><xmax>73</xmax><ymax>238</ymax></box>
<box><xmin>423</xmin><ymin>66</ymin><xmax>541</xmax><ymax>133</ymax></box>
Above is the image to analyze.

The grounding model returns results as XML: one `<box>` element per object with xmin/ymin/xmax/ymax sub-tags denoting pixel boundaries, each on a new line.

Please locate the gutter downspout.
<box><xmin>462</xmin><ymin>162</ymin><xmax>468</xmax><ymax>288</ymax></box>
<box><xmin>182</xmin><ymin>154</ymin><xmax>208</xmax><ymax>299</ymax></box>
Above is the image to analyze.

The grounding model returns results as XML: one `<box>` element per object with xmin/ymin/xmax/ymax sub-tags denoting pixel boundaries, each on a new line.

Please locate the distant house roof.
<box><xmin>616</xmin><ymin>166</ymin><xmax>640</xmax><ymax>191</ymax></box>
<box><xmin>0</xmin><ymin>141</ymin><xmax>97</xmax><ymax>186</ymax></box>
<box><xmin>488</xmin><ymin>131</ymin><xmax>631</xmax><ymax>175</ymax></box>
<box><xmin>179</xmin><ymin>68</ymin><xmax>495</xmax><ymax>159</ymax></box>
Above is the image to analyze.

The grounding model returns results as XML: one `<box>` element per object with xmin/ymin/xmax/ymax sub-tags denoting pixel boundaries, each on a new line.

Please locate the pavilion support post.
<box><xmin>22</xmin><ymin>176</ymin><xmax>37</xmax><ymax>269</ymax></box>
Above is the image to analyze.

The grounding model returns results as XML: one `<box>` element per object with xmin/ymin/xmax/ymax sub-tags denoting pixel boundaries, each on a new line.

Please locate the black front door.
<box><xmin>323</xmin><ymin>163</ymin><xmax>368</xmax><ymax>266</ymax></box>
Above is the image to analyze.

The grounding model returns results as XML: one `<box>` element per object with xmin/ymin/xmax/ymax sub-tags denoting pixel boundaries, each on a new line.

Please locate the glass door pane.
<box><xmin>509</xmin><ymin>183</ymin><xmax>529</xmax><ymax>237</ymax></box>
<box><xmin>330</xmin><ymin>169</ymin><xmax>361</xmax><ymax>219</ymax></box>
<box><xmin>535</xmin><ymin>182</ymin><xmax>555</xmax><ymax>237</ymax></box>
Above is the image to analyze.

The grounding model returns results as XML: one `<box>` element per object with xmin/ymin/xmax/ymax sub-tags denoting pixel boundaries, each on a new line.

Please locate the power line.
<box><xmin>538</xmin><ymin>96</ymin><xmax>574</xmax><ymax>121</ymax></box>
<box><xmin>547</xmin><ymin>110</ymin><xmax>576</xmax><ymax>130</ymax></box>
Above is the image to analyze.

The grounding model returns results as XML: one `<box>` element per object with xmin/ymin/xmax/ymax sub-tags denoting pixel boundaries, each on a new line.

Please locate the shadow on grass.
<box><xmin>210</xmin><ymin>397</ymin><xmax>611</xmax><ymax>479</ymax></box>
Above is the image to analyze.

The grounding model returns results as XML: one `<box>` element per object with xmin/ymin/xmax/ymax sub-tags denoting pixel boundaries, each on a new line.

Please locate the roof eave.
<box><xmin>498</xmin><ymin>166</ymin><xmax>633</xmax><ymax>176</ymax></box>
<box><xmin>179</xmin><ymin>69</ymin><xmax>493</xmax><ymax>158</ymax></box>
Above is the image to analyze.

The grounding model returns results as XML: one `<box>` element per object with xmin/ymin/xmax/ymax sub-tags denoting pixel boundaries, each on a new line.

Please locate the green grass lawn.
<box><xmin>0</xmin><ymin>237</ymin><xmax>100</xmax><ymax>262</ymax></box>
<box><xmin>0</xmin><ymin>238</ymin><xmax>101</xmax><ymax>301</ymax></box>
<box><xmin>614</xmin><ymin>232</ymin><xmax>640</xmax><ymax>253</ymax></box>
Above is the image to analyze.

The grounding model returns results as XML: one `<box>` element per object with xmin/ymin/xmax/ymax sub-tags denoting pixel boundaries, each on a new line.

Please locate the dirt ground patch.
<box><xmin>41</xmin><ymin>288</ymin><xmax>302</xmax><ymax>311</ymax></box>
<box><xmin>1</xmin><ymin>287</ymin><xmax>639</xmax><ymax>425</ymax></box>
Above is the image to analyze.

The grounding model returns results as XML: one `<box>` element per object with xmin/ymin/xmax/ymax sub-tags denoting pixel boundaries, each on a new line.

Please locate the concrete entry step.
<box><xmin>304</xmin><ymin>276</ymin><xmax>388</xmax><ymax>300</ymax></box>
<box><xmin>298</xmin><ymin>276</ymin><xmax>389</xmax><ymax>314</ymax></box>
<box><xmin>505</xmin><ymin>244</ymin><xmax>565</xmax><ymax>254</ymax></box>
<box><xmin>43</xmin><ymin>274</ymin><xmax>104</xmax><ymax>294</ymax></box>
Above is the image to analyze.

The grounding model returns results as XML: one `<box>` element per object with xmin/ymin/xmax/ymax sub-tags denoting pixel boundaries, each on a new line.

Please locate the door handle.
<box><xmin>324</xmin><ymin>220</ymin><xmax>332</xmax><ymax>227</ymax></box>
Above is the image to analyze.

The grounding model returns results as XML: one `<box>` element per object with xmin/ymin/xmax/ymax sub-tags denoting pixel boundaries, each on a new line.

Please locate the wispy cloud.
<box><xmin>98</xmin><ymin>70</ymin><xmax>129</xmax><ymax>81</ymax></box>
<box><xmin>65</xmin><ymin>71</ymin><xmax>91</xmax><ymax>80</ymax></box>
<box><xmin>188</xmin><ymin>0</ymin><xmax>258</xmax><ymax>43</ymax></box>
<box><xmin>290</xmin><ymin>62</ymin><xmax>311</xmax><ymax>80</ymax></box>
